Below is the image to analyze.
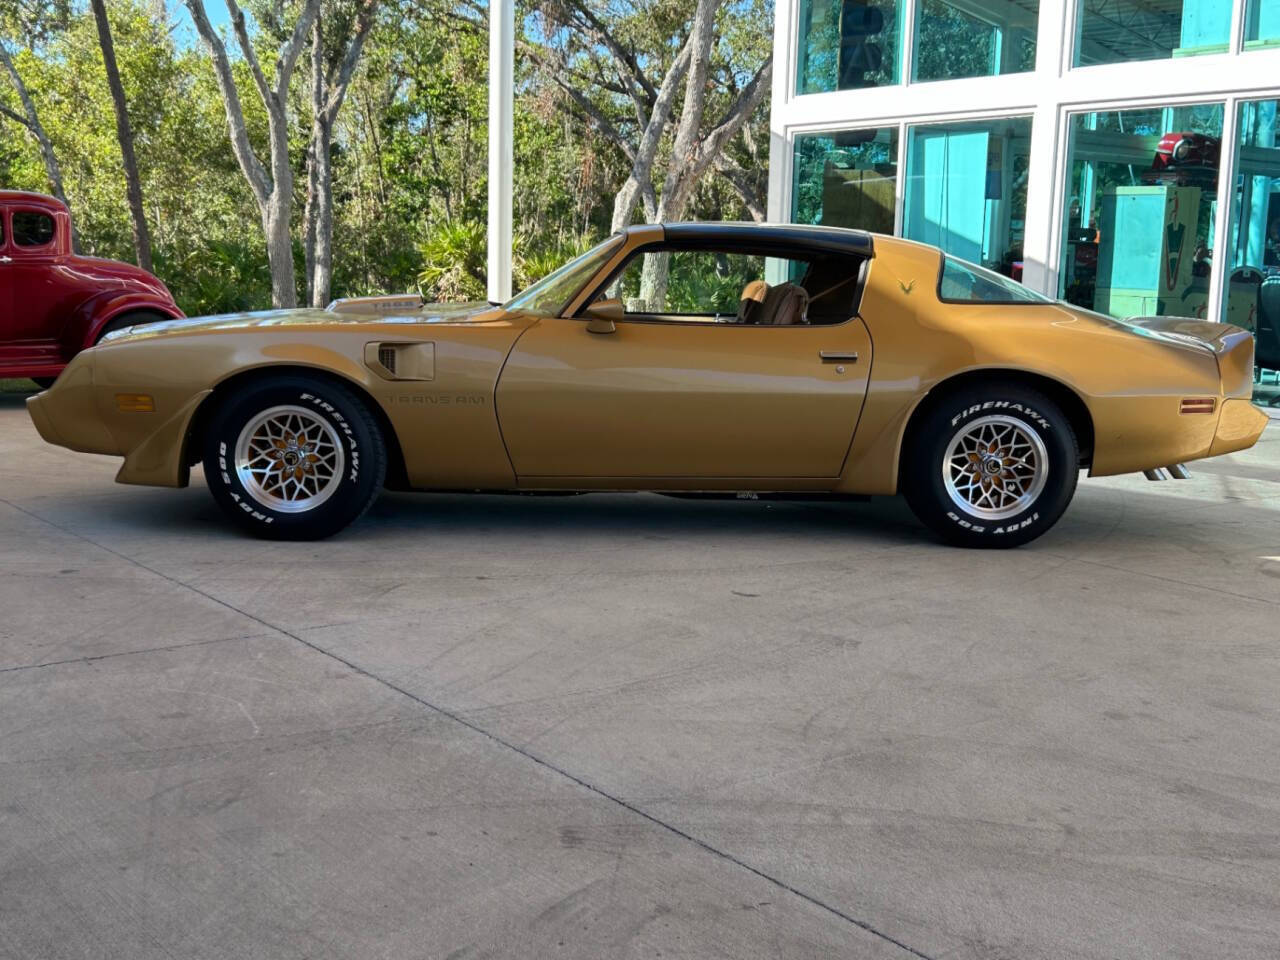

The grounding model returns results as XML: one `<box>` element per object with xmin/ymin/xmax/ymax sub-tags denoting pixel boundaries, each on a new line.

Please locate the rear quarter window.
<box><xmin>938</xmin><ymin>255</ymin><xmax>1049</xmax><ymax>304</ymax></box>
<box><xmin>13</xmin><ymin>211</ymin><xmax>55</xmax><ymax>247</ymax></box>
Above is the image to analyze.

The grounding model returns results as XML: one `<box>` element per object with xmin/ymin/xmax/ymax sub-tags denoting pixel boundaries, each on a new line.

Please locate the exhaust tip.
<box><xmin>1143</xmin><ymin>464</ymin><xmax>1192</xmax><ymax>481</ymax></box>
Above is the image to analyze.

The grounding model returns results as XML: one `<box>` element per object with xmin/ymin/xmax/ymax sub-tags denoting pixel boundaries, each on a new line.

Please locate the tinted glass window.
<box><xmin>797</xmin><ymin>0</ymin><xmax>901</xmax><ymax>93</ymax></box>
<box><xmin>1075</xmin><ymin>0</ymin><xmax>1229</xmax><ymax>65</ymax></box>
<box><xmin>913</xmin><ymin>0</ymin><xmax>1037</xmax><ymax>80</ymax></box>
<box><xmin>1246</xmin><ymin>0</ymin><xmax>1280</xmax><ymax>45</ymax></box>
<box><xmin>504</xmin><ymin>236</ymin><xmax>621</xmax><ymax>316</ymax></box>
<box><xmin>1222</xmin><ymin>98</ymin><xmax>1280</xmax><ymax>400</ymax></box>
<box><xmin>1058</xmin><ymin>103</ymin><xmax>1223</xmax><ymax>318</ymax></box>
<box><xmin>595</xmin><ymin>247</ymin><xmax>864</xmax><ymax>325</ymax></box>
<box><xmin>792</xmin><ymin>127</ymin><xmax>899</xmax><ymax>235</ymax></box>
<box><xmin>940</xmin><ymin>255</ymin><xmax>1050</xmax><ymax>303</ymax></box>
<box><xmin>13</xmin><ymin>211</ymin><xmax>55</xmax><ymax>247</ymax></box>
<box><xmin>904</xmin><ymin>117</ymin><xmax>1032</xmax><ymax>283</ymax></box>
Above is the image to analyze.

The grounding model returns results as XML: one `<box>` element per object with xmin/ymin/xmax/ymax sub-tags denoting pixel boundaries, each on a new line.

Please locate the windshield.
<box><xmin>504</xmin><ymin>235</ymin><xmax>623</xmax><ymax>316</ymax></box>
<box><xmin>938</xmin><ymin>255</ymin><xmax>1052</xmax><ymax>304</ymax></box>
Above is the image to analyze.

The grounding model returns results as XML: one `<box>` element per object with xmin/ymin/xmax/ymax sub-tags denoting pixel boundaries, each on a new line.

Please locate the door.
<box><xmin>496</xmin><ymin>245</ymin><xmax>874</xmax><ymax>482</ymax></box>
<box><xmin>6</xmin><ymin>205</ymin><xmax>72</xmax><ymax>341</ymax></box>
<box><xmin>0</xmin><ymin>209</ymin><xmax>13</xmax><ymax>339</ymax></box>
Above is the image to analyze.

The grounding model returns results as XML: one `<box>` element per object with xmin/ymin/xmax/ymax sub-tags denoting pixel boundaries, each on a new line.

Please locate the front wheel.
<box><xmin>901</xmin><ymin>384</ymin><xmax>1079</xmax><ymax>548</ymax></box>
<box><xmin>201</xmin><ymin>376</ymin><xmax>386</xmax><ymax>540</ymax></box>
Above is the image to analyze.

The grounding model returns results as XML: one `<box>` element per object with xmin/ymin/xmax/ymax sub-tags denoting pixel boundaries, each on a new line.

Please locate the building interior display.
<box><xmin>779</xmin><ymin>0</ymin><xmax>1280</xmax><ymax>400</ymax></box>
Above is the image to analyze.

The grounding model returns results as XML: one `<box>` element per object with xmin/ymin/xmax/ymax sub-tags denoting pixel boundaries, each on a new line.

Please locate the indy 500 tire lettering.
<box><xmin>902</xmin><ymin>384</ymin><xmax>1079</xmax><ymax>549</ymax></box>
<box><xmin>202</xmin><ymin>376</ymin><xmax>386</xmax><ymax>540</ymax></box>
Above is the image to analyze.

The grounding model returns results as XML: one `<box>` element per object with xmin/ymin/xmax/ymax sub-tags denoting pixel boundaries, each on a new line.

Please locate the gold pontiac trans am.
<box><xmin>27</xmin><ymin>222</ymin><xmax>1269</xmax><ymax>547</ymax></box>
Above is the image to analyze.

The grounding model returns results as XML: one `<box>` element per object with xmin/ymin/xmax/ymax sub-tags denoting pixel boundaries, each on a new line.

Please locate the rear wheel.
<box><xmin>201</xmin><ymin>376</ymin><xmax>386</xmax><ymax>540</ymax></box>
<box><xmin>901</xmin><ymin>384</ymin><xmax>1078</xmax><ymax>548</ymax></box>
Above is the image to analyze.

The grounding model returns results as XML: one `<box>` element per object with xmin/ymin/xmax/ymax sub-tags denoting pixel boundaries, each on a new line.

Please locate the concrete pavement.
<box><xmin>2</xmin><ymin>381</ymin><xmax>1279</xmax><ymax>959</ymax></box>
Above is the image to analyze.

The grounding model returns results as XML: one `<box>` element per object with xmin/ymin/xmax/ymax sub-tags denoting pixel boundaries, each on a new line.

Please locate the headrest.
<box><xmin>737</xmin><ymin>280</ymin><xmax>770</xmax><ymax>323</ymax></box>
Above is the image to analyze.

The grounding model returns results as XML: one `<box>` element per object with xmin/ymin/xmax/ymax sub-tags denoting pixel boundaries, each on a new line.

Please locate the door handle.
<box><xmin>0</xmin><ymin>256</ymin><xmax>11</xmax><ymax>264</ymax></box>
<box><xmin>818</xmin><ymin>351</ymin><xmax>858</xmax><ymax>363</ymax></box>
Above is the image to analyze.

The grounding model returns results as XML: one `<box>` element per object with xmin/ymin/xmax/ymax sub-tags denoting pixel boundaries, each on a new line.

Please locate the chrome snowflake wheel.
<box><xmin>942</xmin><ymin>414</ymin><xmax>1049</xmax><ymax>521</ymax></box>
<box><xmin>234</xmin><ymin>405</ymin><xmax>345</xmax><ymax>514</ymax></box>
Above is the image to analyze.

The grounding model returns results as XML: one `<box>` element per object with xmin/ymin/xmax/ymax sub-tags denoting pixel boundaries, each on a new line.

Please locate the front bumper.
<box><xmin>26</xmin><ymin>391</ymin><xmax>63</xmax><ymax>447</ymax></box>
<box><xmin>24</xmin><ymin>357</ymin><xmax>121</xmax><ymax>455</ymax></box>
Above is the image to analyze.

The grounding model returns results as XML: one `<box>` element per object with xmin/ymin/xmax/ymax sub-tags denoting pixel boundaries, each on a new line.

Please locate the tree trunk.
<box><xmin>89</xmin><ymin>0</ymin><xmax>153</xmax><ymax>272</ymax></box>
<box><xmin>303</xmin><ymin>17</ymin><xmax>323</xmax><ymax>306</ymax></box>
<box><xmin>302</xmin><ymin>0</ymin><xmax>379</xmax><ymax>307</ymax></box>
<box><xmin>303</xmin><ymin>138</ymin><xmax>318</xmax><ymax>305</ymax></box>
<box><xmin>263</xmin><ymin>203</ymin><xmax>296</xmax><ymax>309</ymax></box>
<box><xmin>309</xmin><ymin>120</ymin><xmax>334</xmax><ymax>307</ymax></box>
<box><xmin>0</xmin><ymin>42</ymin><xmax>79</xmax><ymax>252</ymax></box>
<box><xmin>182</xmin><ymin>0</ymin><xmax>318</xmax><ymax>309</ymax></box>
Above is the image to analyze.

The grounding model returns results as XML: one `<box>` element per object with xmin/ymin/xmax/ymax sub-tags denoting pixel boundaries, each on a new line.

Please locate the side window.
<box><xmin>938</xmin><ymin>255</ymin><xmax>1050</xmax><ymax>304</ymax></box>
<box><xmin>610</xmin><ymin>249</ymin><xmax>769</xmax><ymax>317</ymax></box>
<box><xmin>595</xmin><ymin>246</ymin><xmax>865</xmax><ymax>326</ymax></box>
<box><xmin>0</xmin><ymin>210</ymin><xmax>5</xmax><ymax>246</ymax></box>
<box><xmin>13</xmin><ymin>211</ymin><xmax>56</xmax><ymax>248</ymax></box>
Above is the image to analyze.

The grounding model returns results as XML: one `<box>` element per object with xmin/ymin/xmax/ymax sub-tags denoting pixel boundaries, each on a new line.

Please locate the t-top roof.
<box><xmin>652</xmin><ymin>221</ymin><xmax>875</xmax><ymax>256</ymax></box>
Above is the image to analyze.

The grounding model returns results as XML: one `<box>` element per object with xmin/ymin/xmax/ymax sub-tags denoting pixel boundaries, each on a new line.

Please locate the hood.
<box><xmin>101</xmin><ymin>301</ymin><xmax>503</xmax><ymax>343</ymax></box>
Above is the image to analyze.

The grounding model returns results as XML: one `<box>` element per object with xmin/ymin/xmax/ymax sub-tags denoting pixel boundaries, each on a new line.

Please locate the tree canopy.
<box><xmin>0</xmin><ymin>0</ymin><xmax>773</xmax><ymax>315</ymax></box>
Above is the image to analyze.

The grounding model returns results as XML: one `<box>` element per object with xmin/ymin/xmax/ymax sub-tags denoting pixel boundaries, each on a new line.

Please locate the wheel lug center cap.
<box><xmin>982</xmin><ymin>456</ymin><xmax>1002</xmax><ymax>475</ymax></box>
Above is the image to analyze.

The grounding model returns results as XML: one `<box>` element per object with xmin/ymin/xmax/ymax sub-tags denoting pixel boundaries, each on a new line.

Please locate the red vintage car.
<box><xmin>0</xmin><ymin>191</ymin><xmax>181</xmax><ymax>386</ymax></box>
<box><xmin>1141</xmin><ymin>132</ymin><xmax>1221</xmax><ymax>188</ymax></box>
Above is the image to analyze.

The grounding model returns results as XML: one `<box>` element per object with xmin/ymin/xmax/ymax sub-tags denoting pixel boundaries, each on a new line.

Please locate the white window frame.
<box><xmin>768</xmin><ymin>0</ymin><xmax>1280</xmax><ymax>323</ymax></box>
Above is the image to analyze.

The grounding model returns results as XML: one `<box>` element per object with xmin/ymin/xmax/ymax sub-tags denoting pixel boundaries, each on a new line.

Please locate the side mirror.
<box><xmin>584</xmin><ymin>297</ymin><xmax>622</xmax><ymax>334</ymax></box>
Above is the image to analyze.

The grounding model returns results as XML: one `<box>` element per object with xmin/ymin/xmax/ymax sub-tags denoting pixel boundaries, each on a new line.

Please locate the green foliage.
<box><xmin>416</xmin><ymin>219</ymin><xmax>488</xmax><ymax>301</ymax></box>
<box><xmin>615</xmin><ymin>250</ymin><xmax>763</xmax><ymax>312</ymax></box>
<box><xmin>155</xmin><ymin>239</ymin><xmax>276</xmax><ymax>316</ymax></box>
<box><xmin>1</xmin><ymin>0</ymin><xmax>772</xmax><ymax>316</ymax></box>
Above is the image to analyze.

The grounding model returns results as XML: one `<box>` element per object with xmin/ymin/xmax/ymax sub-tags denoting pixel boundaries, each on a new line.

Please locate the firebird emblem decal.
<box><xmin>899</xmin><ymin>279</ymin><xmax>916</xmax><ymax>295</ymax></box>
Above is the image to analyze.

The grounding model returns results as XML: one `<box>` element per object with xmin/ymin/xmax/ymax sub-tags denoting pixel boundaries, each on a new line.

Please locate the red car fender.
<box><xmin>71</xmin><ymin>288</ymin><xmax>184</xmax><ymax>349</ymax></box>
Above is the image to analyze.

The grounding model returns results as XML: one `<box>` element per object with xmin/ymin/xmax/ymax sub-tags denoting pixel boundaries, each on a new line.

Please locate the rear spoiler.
<box><xmin>1125</xmin><ymin>317</ymin><xmax>1256</xmax><ymax>397</ymax></box>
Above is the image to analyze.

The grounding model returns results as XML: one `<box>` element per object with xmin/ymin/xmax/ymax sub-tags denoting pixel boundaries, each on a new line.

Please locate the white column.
<box><xmin>487</xmin><ymin>0</ymin><xmax>514</xmax><ymax>303</ymax></box>
<box><xmin>766</xmin><ymin>0</ymin><xmax>799</xmax><ymax>224</ymax></box>
<box><xmin>1018</xmin><ymin>0</ymin><xmax>1071</xmax><ymax>296</ymax></box>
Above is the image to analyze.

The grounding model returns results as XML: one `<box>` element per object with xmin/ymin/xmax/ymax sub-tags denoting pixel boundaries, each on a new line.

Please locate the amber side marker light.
<box><xmin>1180</xmin><ymin>397</ymin><xmax>1216</xmax><ymax>415</ymax></box>
<box><xmin>115</xmin><ymin>394</ymin><xmax>155</xmax><ymax>413</ymax></box>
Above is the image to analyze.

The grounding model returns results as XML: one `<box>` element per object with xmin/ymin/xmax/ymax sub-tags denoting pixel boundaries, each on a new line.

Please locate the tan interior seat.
<box><xmin>756</xmin><ymin>282</ymin><xmax>810</xmax><ymax>325</ymax></box>
<box><xmin>737</xmin><ymin>280</ymin><xmax>769</xmax><ymax>324</ymax></box>
<box><xmin>736</xmin><ymin>279</ymin><xmax>810</xmax><ymax>325</ymax></box>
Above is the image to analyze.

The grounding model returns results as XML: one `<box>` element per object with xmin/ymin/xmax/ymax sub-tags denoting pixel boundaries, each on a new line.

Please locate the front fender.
<box><xmin>76</xmin><ymin>321</ymin><xmax>530</xmax><ymax>490</ymax></box>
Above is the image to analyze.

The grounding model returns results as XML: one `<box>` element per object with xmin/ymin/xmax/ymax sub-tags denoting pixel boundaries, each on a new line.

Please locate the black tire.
<box><xmin>201</xmin><ymin>375</ymin><xmax>386</xmax><ymax>540</ymax></box>
<box><xmin>901</xmin><ymin>384</ymin><xmax>1079</xmax><ymax>548</ymax></box>
<box><xmin>96</xmin><ymin>309</ymin><xmax>168</xmax><ymax>342</ymax></box>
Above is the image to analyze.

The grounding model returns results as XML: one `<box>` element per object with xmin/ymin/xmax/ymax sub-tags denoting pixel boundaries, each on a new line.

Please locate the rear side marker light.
<box><xmin>1180</xmin><ymin>397</ymin><xmax>1216</xmax><ymax>414</ymax></box>
<box><xmin>115</xmin><ymin>394</ymin><xmax>155</xmax><ymax>413</ymax></box>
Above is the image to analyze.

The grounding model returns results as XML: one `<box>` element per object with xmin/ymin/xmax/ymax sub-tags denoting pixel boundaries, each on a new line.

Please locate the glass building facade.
<box><xmin>774</xmin><ymin>0</ymin><xmax>1280</xmax><ymax>402</ymax></box>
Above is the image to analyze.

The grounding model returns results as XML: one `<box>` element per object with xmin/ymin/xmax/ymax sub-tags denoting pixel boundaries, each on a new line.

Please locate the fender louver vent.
<box><xmin>378</xmin><ymin>345</ymin><xmax>397</xmax><ymax>374</ymax></box>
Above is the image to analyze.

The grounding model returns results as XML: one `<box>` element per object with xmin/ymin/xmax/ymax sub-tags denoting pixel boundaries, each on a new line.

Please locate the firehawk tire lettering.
<box><xmin>201</xmin><ymin>377</ymin><xmax>386</xmax><ymax>540</ymax></box>
<box><xmin>905</xmin><ymin>385</ymin><xmax>1078</xmax><ymax>549</ymax></box>
<box><xmin>950</xmin><ymin>402</ymin><xmax>1050</xmax><ymax>431</ymax></box>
